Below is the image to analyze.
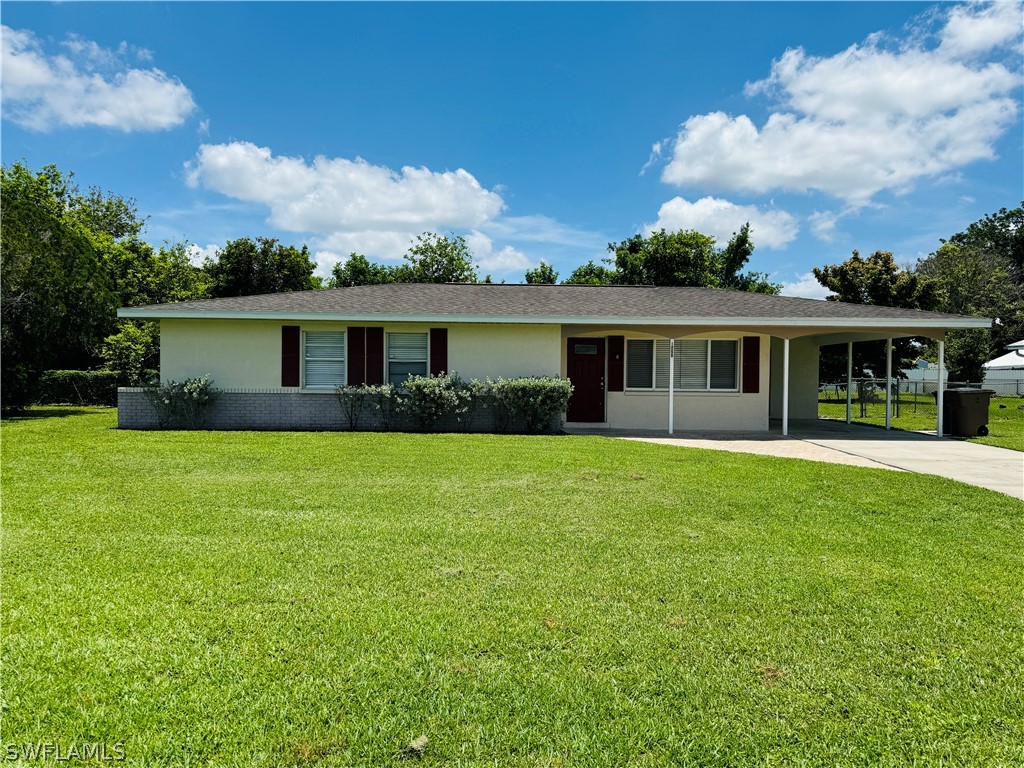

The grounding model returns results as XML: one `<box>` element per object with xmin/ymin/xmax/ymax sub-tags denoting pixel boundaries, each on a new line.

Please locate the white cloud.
<box><xmin>465</xmin><ymin>230</ymin><xmax>532</xmax><ymax>273</ymax></box>
<box><xmin>0</xmin><ymin>25</ymin><xmax>195</xmax><ymax>131</ymax></box>
<box><xmin>649</xmin><ymin>196</ymin><xmax>798</xmax><ymax>249</ymax></box>
<box><xmin>311</xmin><ymin>250</ymin><xmax>343</xmax><ymax>281</ymax></box>
<box><xmin>316</xmin><ymin>230</ymin><xmax>413</xmax><ymax>262</ymax></box>
<box><xmin>185</xmin><ymin>142</ymin><xmax>507</xmax><ymax>259</ymax></box>
<box><xmin>186</xmin><ymin>142</ymin><xmax>505</xmax><ymax>231</ymax></box>
<box><xmin>481</xmin><ymin>214</ymin><xmax>608</xmax><ymax>251</ymax></box>
<box><xmin>185</xmin><ymin>243</ymin><xmax>219</xmax><ymax>266</ymax></box>
<box><xmin>660</xmin><ymin>2</ymin><xmax>1022</xmax><ymax>205</ymax></box>
<box><xmin>808</xmin><ymin>210</ymin><xmax>840</xmax><ymax>242</ymax></box>
<box><xmin>780</xmin><ymin>272</ymin><xmax>830</xmax><ymax>300</ymax></box>
<box><xmin>940</xmin><ymin>1</ymin><xmax>1024</xmax><ymax>58</ymax></box>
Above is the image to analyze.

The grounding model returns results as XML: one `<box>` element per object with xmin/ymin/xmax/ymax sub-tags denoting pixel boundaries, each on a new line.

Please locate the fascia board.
<box><xmin>117</xmin><ymin>307</ymin><xmax>991</xmax><ymax>330</ymax></box>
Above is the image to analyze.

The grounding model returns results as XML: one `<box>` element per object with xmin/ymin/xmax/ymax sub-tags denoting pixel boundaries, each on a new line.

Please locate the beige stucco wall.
<box><xmin>159</xmin><ymin>319</ymin><xmax>561</xmax><ymax>389</ymax></box>
<box><xmin>560</xmin><ymin>329</ymin><xmax>771</xmax><ymax>432</ymax></box>
<box><xmin>769</xmin><ymin>336</ymin><xmax>820</xmax><ymax>420</ymax></box>
<box><xmin>160</xmin><ymin>318</ymin><xmax>288</xmax><ymax>388</ymax></box>
<box><xmin>447</xmin><ymin>323</ymin><xmax>561</xmax><ymax>379</ymax></box>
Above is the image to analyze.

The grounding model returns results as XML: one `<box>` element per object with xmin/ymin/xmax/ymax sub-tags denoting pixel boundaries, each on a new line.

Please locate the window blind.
<box><xmin>626</xmin><ymin>339</ymin><xmax>653</xmax><ymax>388</ymax></box>
<box><xmin>710</xmin><ymin>340</ymin><xmax>738</xmax><ymax>389</ymax></box>
<box><xmin>676</xmin><ymin>340</ymin><xmax>708</xmax><ymax>390</ymax></box>
<box><xmin>304</xmin><ymin>331</ymin><xmax>345</xmax><ymax>388</ymax></box>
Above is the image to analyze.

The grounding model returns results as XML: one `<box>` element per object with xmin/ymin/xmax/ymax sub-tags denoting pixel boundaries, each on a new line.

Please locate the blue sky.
<box><xmin>2</xmin><ymin>2</ymin><xmax>1022</xmax><ymax>296</ymax></box>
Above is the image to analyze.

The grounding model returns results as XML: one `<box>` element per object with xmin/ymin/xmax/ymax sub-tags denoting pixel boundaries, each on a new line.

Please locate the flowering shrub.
<box><xmin>370</xmin><ymin>383</ymin><xmax>400</xmax><ymax>431</ymax></box>
<box><xmin>398</xmin><ymin>372</ymin><xmax>473</xmax><ymax>431</ymax></box>
<box><xmin>335</xmin><ymin>384</ymin><xmax>373</xmax><ymax>430</ymax></box>
<box><xmin>142</xmin><ymin>380</ymin><xmax>181</xmax><ymax>429</ymax></box>
<box><xmin>142</xmin><ymin>375</ymin><xmax>219</xmax><ymax>429</ymax></box>
<box><xmin>179</xmin><ymin>375</ymin><xmax>219</xmax><ymax>429</ymax></box>
<box><xmin>489</xmin><ymin>377</ymin><xmax>575</xmax><ymax>434</ymax></box>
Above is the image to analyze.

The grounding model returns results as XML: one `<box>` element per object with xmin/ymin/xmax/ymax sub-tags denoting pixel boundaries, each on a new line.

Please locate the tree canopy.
<box><xmin>562</xmin><ymin>261</ymin><xmax>617</xmax><ymax>285</ymax></box>
<box><xmin>605</xmin><ymin>224</ymin><xmax>780</xmax><ymax>293</ymax></box>
<box><xmin>205</xmin><ymin>237</ymin><xmax>320</xmax><ymax>298</ymax></box>
<box><xmin>524</xmin><ymin>261</ymin><xmax>558</xmax><ymax>285</ymax></box>
<box><xmin>813</xmin><ymin>250</ymin><xmax>944</xmax><ymax>379</ymax></box>
<box><xmin>0</xmin><ymin>162</ymin><xmax>219</xmax><ymax>407</ymax></box>
<box><xmin>396</xmin><ymin>232</ymin><xmax>478</xmax><ymax>284</ymax></box>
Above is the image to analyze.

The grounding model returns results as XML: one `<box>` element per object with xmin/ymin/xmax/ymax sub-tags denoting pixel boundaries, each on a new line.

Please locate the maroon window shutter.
<box><xmin>365</xmin><ymin>327</ymin><xmax>385</xmax><ymax>385</ymax></box>
<box><xmin>607</xmin><ymin>335</ymin><xmax>625</xmax><ymax>392</ymax></box>
<box><xmin>347</xmin><ymin>327</ymin><xmax>366</xmax><ymax>385</ymax></box>
<box><xmin>742</xmin><ymin>336</ymin><xmax>760</xmax><ymax>394</ymax></box>
<box><xmin>429</xmin><ymin>328</ymin><xmax>448</xmax><ymax>375</ymax></box>
<box><xmin>281</xmin><ymin>325</ymin><xmax>300</xmax><ymax>387</ymax></box>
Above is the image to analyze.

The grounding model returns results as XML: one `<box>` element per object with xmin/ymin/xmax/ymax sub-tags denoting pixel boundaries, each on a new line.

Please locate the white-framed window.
<box><xmin>625</xmin><ymin>338</ymin><xmax>739</xmax><ymax>391</ymax></box>
<box><xmin>387</xmin><ymin>332</ymin><xmax>428</xmax><ymax>385</ymax></box>
<box><xmin>303</xmin><ymin>331</ymin><xmax>346</xmax><ymax>389</ymax></box>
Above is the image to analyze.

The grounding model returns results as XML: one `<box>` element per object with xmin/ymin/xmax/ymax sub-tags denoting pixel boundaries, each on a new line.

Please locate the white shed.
<box><xmin>983</xmin><ymin>339</ymin><xmax>1024</xmax><ymax>396</ymax></box>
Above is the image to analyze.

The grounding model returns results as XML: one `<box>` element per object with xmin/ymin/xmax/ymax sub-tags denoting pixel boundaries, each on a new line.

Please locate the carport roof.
<box><xmin>119</xmin><ymin>283</ymin><xmax>990</xmax><ymax>329</ymax></box>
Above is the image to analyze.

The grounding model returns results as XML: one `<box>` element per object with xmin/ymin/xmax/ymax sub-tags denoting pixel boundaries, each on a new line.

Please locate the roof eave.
<box><xmin>117</xmin><ymin>307</ymin><xmax>991</xmax><ymax>330</ymax></box>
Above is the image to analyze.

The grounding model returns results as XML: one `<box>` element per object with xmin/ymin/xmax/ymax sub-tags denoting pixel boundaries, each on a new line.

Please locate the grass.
<box><xmin>3</xmin><ymin>408</ymin><xmax>1023</xmax><ymax>767</ymax></box>
<box><xmin>819</xmin><ymin>394</ymin><xmax>1024</xmax><ymax>452</ymax></box>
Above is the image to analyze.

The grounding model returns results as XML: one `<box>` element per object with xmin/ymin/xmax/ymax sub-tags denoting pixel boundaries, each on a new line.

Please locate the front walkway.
<box><xmin>566</xmin><ymin>420</ymin><xmax>1024</xmax><ymax>500</ymax></box>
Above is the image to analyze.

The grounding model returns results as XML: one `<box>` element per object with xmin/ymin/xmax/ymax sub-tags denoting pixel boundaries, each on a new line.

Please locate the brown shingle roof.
<box><xmin>119</xmin><ymin>283</ymin><xmax>986</xmax><ymax>325</ymax></box>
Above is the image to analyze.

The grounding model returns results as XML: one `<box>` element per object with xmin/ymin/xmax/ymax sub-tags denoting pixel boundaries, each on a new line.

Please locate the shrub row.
<box><xmin>336</xmin><ymin>373</ymin><xmax>574</xmax><ymax>434</ymax></box>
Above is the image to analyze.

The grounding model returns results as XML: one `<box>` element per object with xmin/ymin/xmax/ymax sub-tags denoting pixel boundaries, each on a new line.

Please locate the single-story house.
<box><xmin>117</xmin><ymin>283</ymin><xmax>990</xmax><ymax>433</ymax></box>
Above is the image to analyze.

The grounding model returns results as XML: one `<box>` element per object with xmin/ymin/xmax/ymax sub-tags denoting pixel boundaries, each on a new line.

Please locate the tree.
<box><xmin>1</xmin><ymin>163</ymin><xmax>116</xmax><ymax>408</ymax></box>
<box><xmin>396</xmin><ymin>232</ymin><xmax>478</xmax><ymax>283</ymax></box>
<box><xmin>562</xmin><ymin>261</ymin><xmax>617</xmax><ymax>285</ymax></box>
<box><xmin>205</xmin><ymin>237</ymin><xmax>319</xmax><ymax>297</ymax></box>
<box><xmin>813</xmin><ymin>250</ymin><xmax>944</xmax><ymax>379</ymax></box>
<box><xmin>917</xmin><ymin>204</ymin><xmax>1024</xmax><ymax>370</ymax></box>
<box><xmin>524</xmin><ymin>261</ymin><xmax>558</xmax><ymax>284</ymax></box>
<box><xmin>945</xmin><ymin>203</ymin><xmax>1024</xmax><ymax>273</ymax></box>
<box><xmin>99</xmin><ymin>321</ymin><xmax>157</xmax><ymax>385</ymax></box>
<box><xmin>606</xmin><ymin>225</ymin><xmax>781</xmax><ymax>293</ymax></box>
<box><xmin>68</xmin><ymin>185</ymin><xmax>146</xmax><ymax>241</ymax></box>
<box><xmin>330</xmin><ymin>253</ymin><xmax>396</xmax><ymax>287</ymax></box>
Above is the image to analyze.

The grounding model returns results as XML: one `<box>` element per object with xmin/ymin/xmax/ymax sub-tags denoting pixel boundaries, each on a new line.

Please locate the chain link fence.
<box><xmin>818</xmin><ymin>378</ymin><xmax>1024</xmax><ymax>429</ymax></box>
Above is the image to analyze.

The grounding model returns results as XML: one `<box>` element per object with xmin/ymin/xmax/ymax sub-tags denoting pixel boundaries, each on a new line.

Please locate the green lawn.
<box><xmin>3</xmin><ymin>408</ymin><xmax>1023</xmax><ymax>767</ymax></box>
<box><xmin>819</xmin><ymin>394</ymin><xmax>1024</xmax><ymax>452</ymax></box>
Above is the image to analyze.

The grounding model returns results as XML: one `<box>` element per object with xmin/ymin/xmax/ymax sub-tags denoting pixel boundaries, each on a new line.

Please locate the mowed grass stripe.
<box><xmin>2</xmin><ymin>408</ymin><xmax>1023</xmax><ymax>767</ymax></box>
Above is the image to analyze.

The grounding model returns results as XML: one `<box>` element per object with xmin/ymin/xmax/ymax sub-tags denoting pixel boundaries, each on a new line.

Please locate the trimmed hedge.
<box><xmin>36</xmin><ymin>370</ymin><xmax>120</xmax><ymax>406</ymax></box>
<box><xmin>35</xmin><ymin>369</ymin><xmax>158</xmax><ymax>406</ymax></box>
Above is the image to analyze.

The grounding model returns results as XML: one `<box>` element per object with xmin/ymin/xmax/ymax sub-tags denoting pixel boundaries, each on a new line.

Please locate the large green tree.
<box><xmin>606</xmin><ymin>224</ymin><xmax>780</xmax><ymax>293</ymax></box>
<box><xmin>330</xmin><ymin>253</ymin><xmax>396</xmax><ymax>287</ymax></box>
<box><xmin>562</xmin><ymin>261</ymin><xmax>617</xmax><ymax>285</ymax></box>
<box><xmin>813</xmin><ymin>250</ymin><xmax>945</xmax><ymax>380</ymax></box>
<box><xmin>395</xmin><ymin>232</ymin><xmax>478</xmax><ymax>283</ymax></box>
<box><xmin>1</xmin><ymin>163</ymin><xmax>117</xmax><ymax>407</ymax></box>
<box><xmin>524</xmin><ymin>261</ymin><xmax>558</xmax><ymax>285</ymax></box>
<box><xmin>916</xmin><ymin>203</ymin><xmax>1024</xmax><ymax>380</ymax></box>
<box><xmin>205</xmin><ymin>237</ymin><xmax>320</xmax><ymax>297</ymax></box>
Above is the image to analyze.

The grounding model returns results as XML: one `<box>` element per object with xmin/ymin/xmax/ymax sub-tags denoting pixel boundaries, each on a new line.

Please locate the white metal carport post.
<box><xmin>782</xmin><ymin>338</ymin><xmax>790</xmax><ymax>436</ymax></box>
<box><xmin>667</xmin><ymin>339</ymin><xmax>675</xmax><ymax>435</ymax></box>
<box><xmin>937</xmin><ymin>340</ymin><xmax>945</xmax><ymax>437</ymax></box>
<box><xmin>846</xmin><ymin>341</ymin><xmax>853</xmax><ymax>423</ymax></box>
<box><xmin>885</xmin><ymin>338</ymin><xmax>893</xmax><ymax>430</ymax></box>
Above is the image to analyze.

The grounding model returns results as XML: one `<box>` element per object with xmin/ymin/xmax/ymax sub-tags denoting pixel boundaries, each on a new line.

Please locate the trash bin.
<box><xmin>933</xmin><ymin>388</ymin><xmax>996</xmax><ymax>436</ymax></box>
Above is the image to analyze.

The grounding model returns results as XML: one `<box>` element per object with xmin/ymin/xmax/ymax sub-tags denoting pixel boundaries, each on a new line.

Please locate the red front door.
<box><xmin>566</xmin><ymin>338</ymin><xmax>606</xmax><ymax>422</ymax></box>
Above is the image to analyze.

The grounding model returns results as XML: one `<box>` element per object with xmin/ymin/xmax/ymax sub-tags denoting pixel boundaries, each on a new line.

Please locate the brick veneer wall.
<box><xmin>117</xmin><ymin>388</ymin><xmax>555</xmax><ymax>433</ymax></box>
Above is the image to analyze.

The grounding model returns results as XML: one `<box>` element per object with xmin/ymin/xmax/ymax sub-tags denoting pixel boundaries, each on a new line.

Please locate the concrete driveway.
<box><xmin>570</xmin><ymin>420</ymin><xmax>1024</xmax><ymax>500</ymax></box>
